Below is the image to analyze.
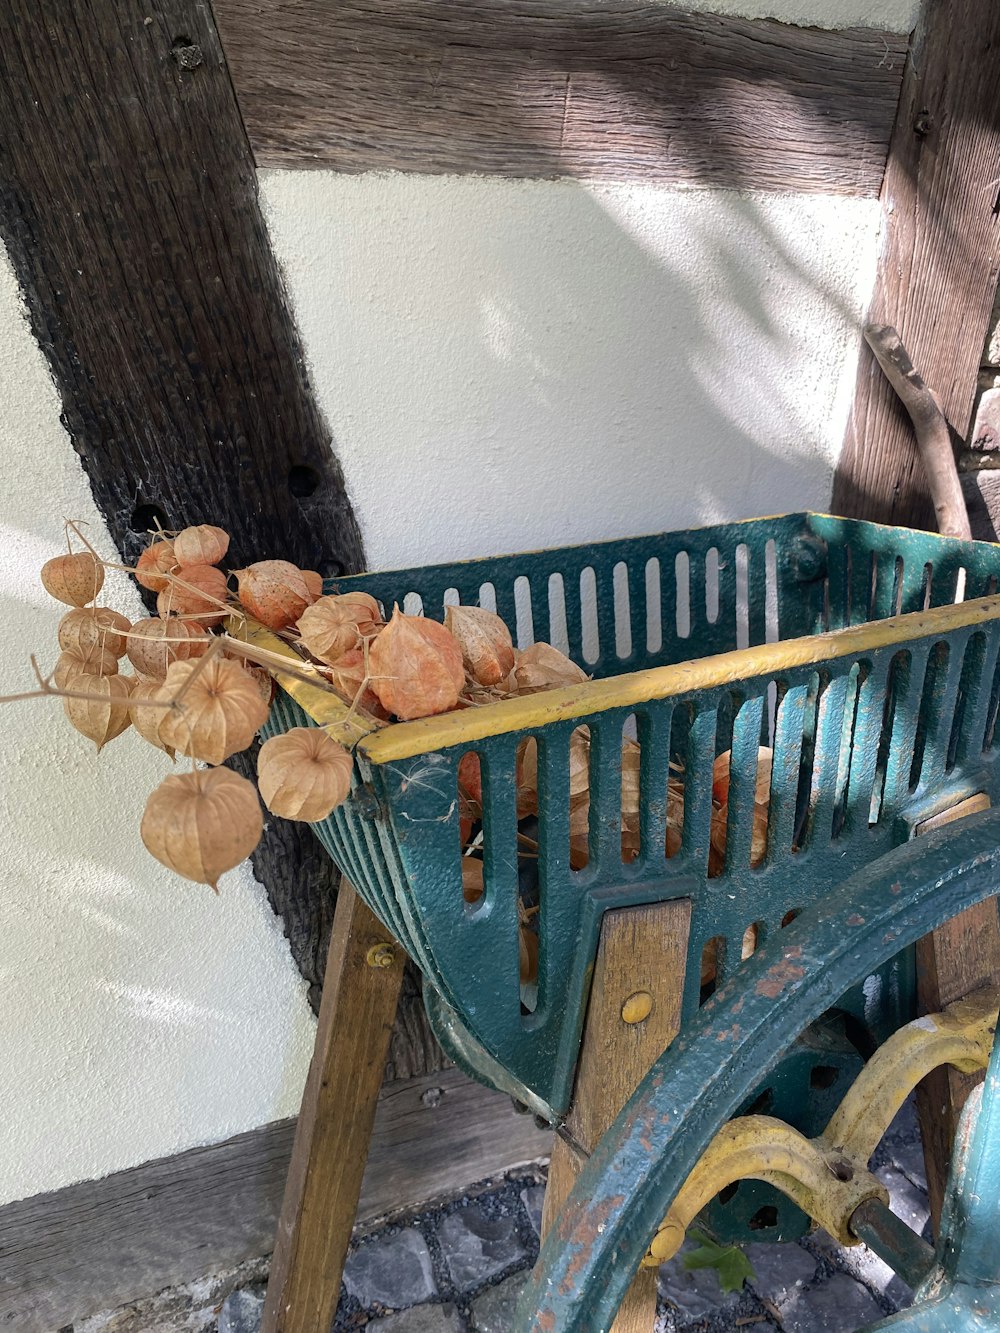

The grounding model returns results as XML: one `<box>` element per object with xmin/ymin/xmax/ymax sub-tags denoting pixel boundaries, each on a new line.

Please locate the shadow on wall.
<box><xmin>261</xmin><ymin>171</ymin><xmax>881</xmax><ymax>570</ymax></box>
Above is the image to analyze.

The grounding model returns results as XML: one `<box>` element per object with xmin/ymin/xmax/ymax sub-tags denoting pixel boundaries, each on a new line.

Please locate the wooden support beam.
<box><xmin>263</xmin><ymin>883</ymin><xmax>405</xmax><ymax>1333</ymax></box>
<box><xmin>212</xmin><ymin>0</ymin><xmax>905</xmax><ymax>196</ymax></box>
<box><xmin>541</xmin><ymin>899</ymin><xmax>691</xmax><ymax>1332</ymax></box>
<box><xmin>831</xmin><ymin>0</ymin><xmax>1000</xmax><ymax>529</ymax></box>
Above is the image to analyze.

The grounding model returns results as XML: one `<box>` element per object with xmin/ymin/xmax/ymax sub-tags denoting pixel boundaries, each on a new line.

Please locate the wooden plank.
<box><xmin>831</xmin><ymin>0</ymin><xmax>1000</xmax><ymax>530</ymax></box>
<box><xmin>913</xmin><ymin>793</ymin><xmax>1000</xmax><ymax>1228</ymax></box>
<box><xmin>541</xmin><ymin>899</ymin><xmax>691</xmax><ymax>1332</ymax></box>
<box><xmin>263</xmin><ymin>883</ymin><xmax>405</xmax><ymax>1333</ymax></box>
<box><xmin>0</xmin><ymin>1071</ymin><xmax>552</xmax><ymax>1332</ymax></box>
<box><xmin>212</xmin><ymin>0</ymin><xmax>906</xmax><ymax>195</ymax></box>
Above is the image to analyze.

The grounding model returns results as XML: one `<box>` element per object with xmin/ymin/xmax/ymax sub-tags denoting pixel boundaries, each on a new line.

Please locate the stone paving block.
<box><xmin>437</xmin><ymin>1203</ymin><xmax>526</xmax><ymax>1291</ymax></box>
<box><xmin>217</xmin><ymin>1289</ymin><xmax>264</xmax><ymax>1333</ymax></box>
<box><xmin>780</xmin><ymin>1272</ymin><xmax>885</xmax><ymax>1333</ymax></box>
<box><xmin>343</xmin><ymin>1228</ymin><xmax>437</xmax><ymax>1308</ymax></box>
<box><xmin>367</xmin><ymin>1302</ymin><xmax>463</xmax><ymax>1332</ymax></box>
<box><xmin>877</xmin><ymin>1165</ymin><xmax>931</xmax><ymax>1236</ymax></box>
<box><xmin>520</xmin><ymin>1184</ymin><xmax>545</xmax><ymax>1239</ymax></box>
<box><xmin>470</xmin><ymin>1272</ymin><xmax>530</xmax><ymax>1332</ymax></box>
<box><xmin>807</xmin><ymin>1226</ymin><xmax>911</xmax><ymax>1309</ymax></box>
<box><xmin>657</xmin><ymin>1241</ymin><xmax>742</xmax><ymax>1323</ymax></box>
<box><xmin>744</xmin><ymin>1241</ymin><xmax>817</xmax><ymax>1309</ymax></box>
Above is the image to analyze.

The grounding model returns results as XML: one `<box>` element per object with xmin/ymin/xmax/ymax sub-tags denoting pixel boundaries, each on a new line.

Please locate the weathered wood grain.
<box><xmin>263</xmin><ymin>884</ymin><xmax>405</xmax><ymax>1333</ymax></box>
<box><xmin>0</xmin><ymin>1069</ymin><xmax>551</xmax><ymax>1332</ymax></box>
<box><xmin>213</xmin><ymin>0</ymin><xmax>906</xmax><ymax>195</ymax></box>
<box><xmin>541</xmin><ymin>899</ymin><xmax>691</xmax><ymax>1332</ymax></box>
<box><xmin>831</xmin><ymin>0</ymin><xmax>1000</xmax><ymax>528</ymax></box>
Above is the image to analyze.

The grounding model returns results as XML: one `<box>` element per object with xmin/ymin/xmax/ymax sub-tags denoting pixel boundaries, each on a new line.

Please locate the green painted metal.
<box><xmin>514</xmin><ymin>811</ymin><xmax>1000</xmax><ymax>1332</ymax></box>
<box><xmin>262</xmin><ymin>511</ymin><xmax>1000</xmax><ymax>1253</ymax></box>
<box><xmin>263</xmin><ymin>513</ymin><xmax>1000</xmax><ymax>1116</ymax></box>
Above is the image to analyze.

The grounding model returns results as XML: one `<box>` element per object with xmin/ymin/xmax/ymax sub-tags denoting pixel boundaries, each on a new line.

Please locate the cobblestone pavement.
<box><xmin>76</xmin><ymin>1100</ymin><xmax>929</xmax><ymax>1333</ymax></box>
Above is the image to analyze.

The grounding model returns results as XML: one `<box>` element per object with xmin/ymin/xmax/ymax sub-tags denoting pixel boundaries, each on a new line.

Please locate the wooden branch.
<box><xmin>863</xmin><ymin>325</ymin><xmax>972</xmax><ymax>540</ymax></box>
<box><xmin>213</xmin><ymin>0</ymin><xmax>905</xmax><ymax>195</ymax></box>
<box><xmin>831</xmin><ymin>0</ymin><xmax>1000</xmax><ymax>528</ymax></box>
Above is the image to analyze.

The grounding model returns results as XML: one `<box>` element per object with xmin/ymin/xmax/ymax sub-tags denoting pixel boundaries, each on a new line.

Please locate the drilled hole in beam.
<box><xmin>129</xmin><ymin>503</ymin><xmax>169</xmax><ymax>535</ymax></box>
<box><xmin>288</xmin><ymin>464</ymin><xmax>321</xmax><ymax>498</ymax></box>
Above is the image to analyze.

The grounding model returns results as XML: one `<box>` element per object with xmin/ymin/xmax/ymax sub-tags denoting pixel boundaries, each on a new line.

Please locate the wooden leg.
<box><xmin>541</xmin><ymin>899</ymin><xmax>692</xmax><ymax>1333</ymax></box>
<box><xmin>914</xmin><ymin>795</ymin><xmax>1000</xmax><ymax>1229</ymax></box>
<box><xmin>262</xmin><ymin>881</ymin><xmax>405</xmax><ymax>1333</ymax></box>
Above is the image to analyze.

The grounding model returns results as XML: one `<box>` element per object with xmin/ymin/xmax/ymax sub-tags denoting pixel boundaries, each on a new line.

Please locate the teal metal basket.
<box><xmin>258</xmin><ymin>512</ymin><xmax>1000</xmax><ymax>1241</ymax></box>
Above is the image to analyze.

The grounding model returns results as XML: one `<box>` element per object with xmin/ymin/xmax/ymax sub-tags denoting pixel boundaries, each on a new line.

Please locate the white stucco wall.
<box><xmin>0</xmin><ymin>250</ymin><xmax>315</xmax><ymax>1207</ymax></box>
<box><xmin>261</xmin><ymin>175</ymin><xmax>880</xmax><ymax>572</ymax></box>
<box><xmin>661</xmin><ymin>0</ymin><xmax>917</xmax><ymax>28</ymax></box>
<box><xmin>0</xmin><ymin>0</ymin><xmax>904</xmax><ymax>1210</ymax></box>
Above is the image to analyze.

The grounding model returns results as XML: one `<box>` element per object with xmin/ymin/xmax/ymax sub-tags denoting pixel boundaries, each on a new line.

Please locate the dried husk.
<box><xmin>257</xmin><ymin>727</ymin><xmax>353</xmax><ymax>821</ymax></box>
<box><xmin>324</xmin><ymin>648</ymin><xmax>388</xmax><ymax>719</ymax></box>
<box><xmin>244</xmin><ymin>664</ymin><xmax>275</xmax><ymax>708</ymax></box>
<box><xmin>444</xmin><ymin>605</ymin><xmax>515</xmax><ymax>687</ymax></box>
<box><xmin>135</xmin><ymin>541</ymin><xmax>178</xmax><ymax>592</ymax></box>
<box><xmin>62</xmin><ymin>672</ymin><xmax>133</xmax><ymax>750</ymax></box>
<box><xmin>158</xmin><ymin>657</ymin><xmax>270</xmax><ymax>764</ymax></box>
<box><xmin>511</xmin><ymin>642</ymin><xmax>588</xmax><ymax>694</ymax></box>
<box><xmin>302</xmin><ymin>570</ymin><xmax>324</xmax><ymax>602</ymax></box>
<box><xmin>172</xmin><ymin>524</ymin><xmax>230</xmax><ymax>567</ymax></box>
<box><xmin>53</xmin><ymin>643</ymin><xmax>119</xmax><ymax>683</ymax></box>
<box><xmin>41</xmin><ymin>551</ymin><xmax>105</xmax><ymax>607</ymax></box>
<box><xmin>710</xmin><ymin>747</ymin><xmax>773</xmax><ymax>872</ymax></box>
<box><xmin>140</xmin><ymin>767</ymin><xmax>263</xmax><ymax>890</ymax></box>
<box><xmin>156</xmin><ymin>564</ymin><xmax>230</xmax><ymax>625</ymax></box>
<box><xmin>297</xmin><ymin>593</ymin><xmax>383</xmax><ymax>665</ymax></box>
<box><xmin>58</xmin><ymin>606</ymin><xmax>131</xmax><ymax>659</ymax></box>
<box><xmin>369</xmin><ymin>607</ymin><xmax>464</xmax><ymax>720</ymax></box>
<box><xmin>462</xmin><ymin>856</ymin><xmax>485</xmax><ymax>903</ymax></box>
<box><xmin>126</xmin><ymin>617</ymin><xmax>209</xmax><ymax>680</ymax></box>
<box><xmin>130</xmin><ymin>676</ymin><xmax>175</xmax><ymax>757</ymax></box>
<box><xmin>232</xmin><ymin>560</ymin><xmax>313</xmax><ymax>631</ymax></box>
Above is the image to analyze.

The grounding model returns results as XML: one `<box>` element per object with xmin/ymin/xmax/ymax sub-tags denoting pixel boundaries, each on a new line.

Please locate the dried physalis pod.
<box><xmin>444</xmin><ymin>605</ymin><xmax>516</xmax><ymax>688</ymax></box>
<box><xmin>512</xmin><ymin>642</ymin><xmax>588</xmax><ymax>694</ymax></box>
<box><xmin>462</xmin><ymin>857</ymin><xmax>484</xmax><ymax>904</ymax></box>
<box><xmin>126</xmin><ymin>617</ymin><xmax>209</xmax><ymax>680</ymax></box>
<box><xmin>302</xmin><ymin>570</ymin><xmax>324</xmax><ymax>603</ymax></box>
<box><xmin>158</xmin><ymin>657</ymin><xmax>270</xmax><ymax>765</ymax></box>
<box><xmin>58</xmin><ymin>606</ymin><xmax>131</xmax><ymax>660</ymax></box>
<box><xmin>141</xmin><ymin>767</ymin><xmax>263</xmax><ymax>890</ymax></box>
<box><xmin>129</xmin><ymin>676</ymin><xmax>174</xmax><ymax>757</ymax></box>
<box><xmin>257</xmin><ymin>727</ymin><xmax>353</xmax><ymax>822</ymax></box>
<box><xmin>172</xmin><ymin>524</ymin><xmax>230</xmax><ymax>568</ymax></box>
<box><xmin>41</xmin><ymin>551</ymin><xmax>104</xmax><ymax>607</ymax></box>
<box><xmin>324</xmin><ymin>648</ymin><xmax>387</xmax><ymax>720</ymax></box>
<box><xmin>156</xmin><ymin>564</ymin><xmax>230</xmax><ymax>626</ymax></box>
<box><xmin>53</xmin><ymin>652</ymin><xmax>98</xmax><ymax>690</ymax></box>
<box><xmin>297</xmin><ymin>592</ymin><xmax>383</xmax><ymax>665</ymax></box>
<box><xmin>369</xmin><ymin>606</ymin><xmax>464</xmax><ymax>720</ymax></box>
<box><xmin>55</xmin><ymin>641</ymin><xmax>120</xmax><ymax>681</ymax></box>
<box><xmin>62</xmin><ymin>673</ymin><xmax>133</xmax><ymax>751</ymax></box>
<box><xmin>243</xmin><ymin>664</ymin><xmax>274</xmax><ymax>708</ymax></box>
<box><xmin>135</xmin><ymin>540</ymin><xmax>178</xmax><ymax>592</ymax></box>
<box><xmin>232</xmin><ymin>560</ymin><xmax>313</xmax><ymax>631</ymax></box>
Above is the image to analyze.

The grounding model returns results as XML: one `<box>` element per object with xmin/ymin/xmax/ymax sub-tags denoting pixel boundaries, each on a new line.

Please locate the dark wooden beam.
<box><xmin>0</xmin><ymin>0</ymin><xmax>432</xmax><ymax>1050</ymax></box>
<box><xmin>831</xmin><ymin>0</ymin><xmax>1000</xmax><ymax>528</ymax></box>
<box><xmin>212</xmin><ymin>0</ymin><xmax>906</xmax><ymax>196</ymax></box>
<box><xmin>0</xmin><ymin>1068</ymin><xmax>552</xmax><ymax>1333</ymax></box>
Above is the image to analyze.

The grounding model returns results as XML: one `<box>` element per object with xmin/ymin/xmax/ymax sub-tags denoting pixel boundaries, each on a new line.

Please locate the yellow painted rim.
<box><xmin>241</xmin><ymin>594</ymin><xmax>1000</xmax><ymax>765</ymax></box>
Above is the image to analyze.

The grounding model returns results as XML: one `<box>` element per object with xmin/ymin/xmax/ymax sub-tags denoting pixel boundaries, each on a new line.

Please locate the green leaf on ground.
<box><xmin>681</xmin><ymin>1229</ymin><xmax>757</xmax><ymax>1294</ymax></box>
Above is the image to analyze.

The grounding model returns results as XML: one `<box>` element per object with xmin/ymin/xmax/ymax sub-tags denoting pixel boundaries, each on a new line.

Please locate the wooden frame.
<box><xmin>213</xmin><ymin>0</ymin><xmax>905</xmax><ymax>194</ymax></box>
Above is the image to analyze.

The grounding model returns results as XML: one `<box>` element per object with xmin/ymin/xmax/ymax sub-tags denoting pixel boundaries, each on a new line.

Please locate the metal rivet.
<box><xmin>621</xmin><ymin>991</ymin><xmax>653</xmax><ymax>1024</ymax></box>
<box><xmin>366</xmin><ymin>943</ymin><xmax>396</xmax><ymax>969</ymax></box>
